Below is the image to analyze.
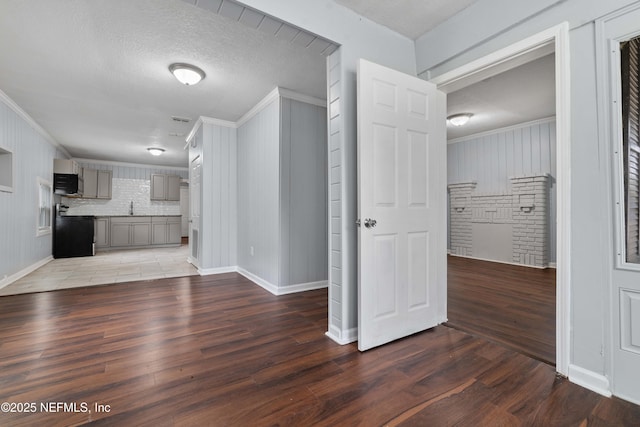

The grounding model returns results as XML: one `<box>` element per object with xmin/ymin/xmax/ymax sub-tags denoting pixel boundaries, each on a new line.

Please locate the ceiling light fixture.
<box><xmin>147</xmin><ymin>147</ymin><xmax>165</xmax><ymax>156</ymax></box>
<box><xmin>169</xmin><ymin>63</ymin><xmax>206</xmax><ymax>86</ymax></box>
<box><xmin>447</xmin><ymin>113</ymin><xmax>473</xmax><ymax>127</ymax></box>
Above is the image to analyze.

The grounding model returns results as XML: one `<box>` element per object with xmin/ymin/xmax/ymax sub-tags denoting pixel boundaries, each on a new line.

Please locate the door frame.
<box><xmin>430</xmin><ymin>22</ymin><xmax>571</xmax><ymax>376</ymax></box>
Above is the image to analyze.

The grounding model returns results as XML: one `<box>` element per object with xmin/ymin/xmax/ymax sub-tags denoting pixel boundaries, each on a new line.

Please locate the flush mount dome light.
<box><xmin>447</xmin><ymin>113</ymin><xmax>473</xmax><ymax>127</ymax></box>
<box><xmin>169</xmin><ymin>63</ymin><xmax>205</xmax><ymax>85</ymax></box>
<box><xmin>147</xmin><ymin>147</ymin><xmax>165</xmax><ymax>156</ymax></box>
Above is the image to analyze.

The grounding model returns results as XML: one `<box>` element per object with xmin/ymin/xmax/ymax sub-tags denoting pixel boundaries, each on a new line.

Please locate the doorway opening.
<box><xmin>431</xmin><ymin>22</ymin><xmax>570</xmax><ymax>375</ymax></box>
<box><xmin>444</xmin><ymin>52</ymin><xmax>557</xmax><ymax>366</ymax></box>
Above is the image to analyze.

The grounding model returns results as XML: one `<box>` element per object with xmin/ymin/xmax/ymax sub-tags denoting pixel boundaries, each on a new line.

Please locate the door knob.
<box><xmin>363</xmin><ymin>218</ymin><xmax>377</xmax><ymax>228</ymax></box>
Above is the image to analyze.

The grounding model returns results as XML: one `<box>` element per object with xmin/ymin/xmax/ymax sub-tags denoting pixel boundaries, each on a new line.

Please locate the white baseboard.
<box><xmin>237</xmin><ymin>268</ymin><xmax>279</xmax><ymax>295</ymax></box>
<box><xmin>198</xmin><ymin>265</ymin><xmax>238</xmax><ymax>276</ymax></box>
<box><xmin>236</xmin><ymin>268</ymin><xmax>328</xmax><ymax>296</ymax></box>
<box><xmin>277</xmin><ymin>280</ymin><xmax>328</xmax><ymax>295</ymax></box>
<box><xmin>326</xmin><ymin>325</ymin><xmax>358</xmax><ymax>345</ymax></box>
<box><xmin>0</xmin><ymin>256</ymin><xmax>54</xmax><ymax>290</ymax></box>
<box><xmin>447</xmin><ymin>253</ymin><xmax>552</xmax><ymax>269</ymax></box>
<box><xmin>568</xmin><ymin>364</ymin><xmax>612</xmax><ymax>397</ymax></box>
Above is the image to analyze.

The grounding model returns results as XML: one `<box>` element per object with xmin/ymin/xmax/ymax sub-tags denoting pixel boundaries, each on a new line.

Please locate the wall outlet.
<box><xmin>250</xmin><ymin>246</ymin><xmax>254</xmax><ymax>256</ymax></box>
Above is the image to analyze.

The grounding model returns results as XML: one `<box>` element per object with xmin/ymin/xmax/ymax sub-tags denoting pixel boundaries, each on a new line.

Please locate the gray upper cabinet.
<box><xmin>151</xmin><ymin>174</ymin><xmax>180</xmax><ymax>201</ymax></box>
<box><xmin>82</xmin><ymin>168</ymin><xmax>112</xmax><ymax>199</ymax></box>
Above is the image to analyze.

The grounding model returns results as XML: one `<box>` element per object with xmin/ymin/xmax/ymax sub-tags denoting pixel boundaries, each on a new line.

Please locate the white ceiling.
<box><xmin>334</xmin><ymin>0</ymin><xmax>478</xmax><ymax>40</ymax></box>
<box><xmin>0</xmin><ymin>0</ymin><xmax>327</xmax><ymax>167</ymax></box>
<box><xmin>447</xmin><ymin>53</ymin><xmax>556</xmax><ymax>140</ymax></box>
<box><xmin>0</xmin><ymin>0</ymin><xmax>553</xmax><ymax>168</ymax></box>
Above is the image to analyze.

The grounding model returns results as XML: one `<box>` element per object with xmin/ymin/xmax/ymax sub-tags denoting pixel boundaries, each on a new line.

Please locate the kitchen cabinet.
<box><xmin>54</xmin><ymin>159</ymin><xmax>81</xmax><ymax>174</ymax></box>
<box><xmin>110</xmin><ymin>217</ymin><xmax>151</xmax><ymax>247</ymax></box>
<box><xmin>83</xmin><ymin>169</ymin><xmax>112</xmax><ymax>199</ymax></box>
<box><xmin>103</xmin><ymin>216</ymin><xmax>181</xmax><ymax>249</ymax></box>
<box><xmin>95</xmin><ymin>217</ymin><xmax>110</xmax><ymax>248</ymax></box>
<box><xmin>151</xmin><ymin>216</ymin><xmax>181</xmax><ymax>245</ymax></box>
<box><xmin>150</xmin><ymin>174</ymin><xmax>180</xmax><ymax>201</ymax></box>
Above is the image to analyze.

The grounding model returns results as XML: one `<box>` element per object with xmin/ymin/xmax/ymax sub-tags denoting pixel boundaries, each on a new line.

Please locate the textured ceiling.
<box><xmin>334</xmin><ymin>0</ymin><xmax>478</xmax><ymax>40</ymax></box>
<box><xmin>0</xmin><ymin>0</ymin><xmax>554</xmax><ymax>168</ymax></box>
<box><xmin>0</xmin><ymin>0</ymin><xmax>326</xmax><ymax>167</ymax></box>
<box><xmin>446</xmin><ymin>53</ymin><xmax>556</xmax><ymax>140</ymax></box>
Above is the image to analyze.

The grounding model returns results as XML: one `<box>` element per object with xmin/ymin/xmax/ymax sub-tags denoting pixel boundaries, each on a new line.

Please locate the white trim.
<box><xmin>187</xmin><ymin>256</ymin><xmax>199</xmax><ymax>268</ymax></box>
<box><xmin>234</xmin><ymin>267</ymin><xmax>327</xmax><ymax>296</ymax></box>
<box><xmin>431</xmin><ymin>25</ymin><xmax>561</xmax><ymax>91</ymax></box>
<box><xmin>433</xmin><ymin>22</ymin><xmax>571</xmax><ymax>377</ymax></box>
<box><xmin>236</xmin><ymin>87</ymin><xmax>328</xmax><ymax>127</ymax></box>
<box><xmin>447</xmin><ymin>253</ymin><xmax>551</xmax><ymax>269</ymax></box>
<box><xmin>236</xmin><ymin>267</ymin><xmax>279</xmax><ymax>295</ymax></box>
<box><xmin>277</xmin><ymin>280</ymin><xmax>328</xmax><ymax>295</ymax></box>
<box><xmin>568</xmin><ymin>364</ymin><xmax>612</xmax><ymax>397</ymax></box>
<box><xmin>236</xmin><ymin>87</ymin><xmax>281</xmax><ymax>127</ymax></box>
<box><xmin>0</xmin><ymin>256</ymin><xmax>53</xmax><ymax>290</ymax></box>
<box><xmin>278</xmin><ymin>88</ymin><xmax>327</xmax><ymax>108</ymax></box>
<box><xmin>201</xmin><ymin>116</ymin><xmax>237</xmax><ymax>129</ymax></box>
<box><xmin>326</xmin><ymin>325</ymin><xmax>358</xmax><ymax>345</ymax></box>
<box><xmin>184</xmin><ymin>116</ymin><xmax>239</xmax><ymax>148</ymax></box>
<box><xmin>197</xmin><ymin>265</ymin><xmax>238</xmax><ymax>276</ymax></box>
<box><xmin>72</xmin><ymin>158</ymin><xmax>188</xmax><ymax>172</ymax></box>
<box><xmin>0</xmin><ymin>89</ymin><xmax>71</xmax><ymax>158</ymax></box>
<box><xmin>447</xmin><ymin>117</ymin><xmax>556</xmax><ymax>144</ymax></box>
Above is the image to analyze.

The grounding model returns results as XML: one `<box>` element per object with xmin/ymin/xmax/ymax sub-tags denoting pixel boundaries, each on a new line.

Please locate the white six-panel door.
<box><xmin>357</xmin><ymin>59</ymin><xmax>447</xmax><ymax>351</ymax></box>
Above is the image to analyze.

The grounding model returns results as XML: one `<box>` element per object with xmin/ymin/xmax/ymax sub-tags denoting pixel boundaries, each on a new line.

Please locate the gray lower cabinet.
<box><xmin>151</xmin><ymin>216</ymin><xmax>181</xmax><ymax>245</ymax></box>
<box><xmin>106</xmin><ymin>216</ymin><xmax>180</xmax><ymax>249</ymax></box>
<box><xmin>110</xmin><ymin>217</ymin><xmax>151</xmax><ymax>247</ymax></box>
<box><xmin>95</xmin><ymin>217</ymin><xmax>110</xmax><ymax>248</ymax></box>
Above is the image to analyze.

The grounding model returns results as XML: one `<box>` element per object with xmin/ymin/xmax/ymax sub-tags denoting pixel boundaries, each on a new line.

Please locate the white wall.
<box><xmin>233</xmin><ymin>0</ymin><xmax>417</xmax><ymax>342</ymax></box>
<box><xmin>0</xmin><ymin>92</ymin><xmax>59</xmax><ymax>286</ymax></box>
<box><xmin>236</xmin><ymin>93</ymin><xmax>328</xmax><ymax>292</ymax></box>
<box><xmin>448</xmin><ymin>119</ymin><xmax>557</xmax><ymax>263</ymax></box>
<box><xmin>198</xmin><ymin>121</ymin><xmax>238</xmax><ymax>272</ymax></box>
<box><xmin>237</xmin><ymin>98</ymin><xmax>281</xmax><ymax>285</ymax></box>
<box><xmin>280</xmin><ymin>97</ymin><xmax>328</xmax><ymax>287</ymax></box>
<box><xmin>415</xmin><ymin>0</ymin><xmax>640</xmax><ymax>401</ymax></box>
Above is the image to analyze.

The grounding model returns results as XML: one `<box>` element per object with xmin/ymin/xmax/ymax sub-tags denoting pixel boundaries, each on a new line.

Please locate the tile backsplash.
<box><xmin>64</xmin><ymin>178</ymin><xmax>181</xmax><ymax>216</ymax></box>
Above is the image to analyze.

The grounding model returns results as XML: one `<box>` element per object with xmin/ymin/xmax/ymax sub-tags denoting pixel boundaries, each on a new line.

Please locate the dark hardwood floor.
<box><xmin>447</xmin><ymin>255</ymin><xmax>556</xmax><ymax>365</ymax></box>
<box><xmin>1</xmin><ymin>272</ymin><xmax>638</xmax><ymax>426</ymax></box>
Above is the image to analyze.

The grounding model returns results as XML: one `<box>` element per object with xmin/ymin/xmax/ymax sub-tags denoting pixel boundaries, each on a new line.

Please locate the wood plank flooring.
<box><xmin>447</xmin><ymin>255</ymin><xmax>556</xmax><ymax>365</ymax></box>
<box><xmin>1</xmin><ymin>273</ymin><xmax>638</xmax><ymax>426</ymax></box>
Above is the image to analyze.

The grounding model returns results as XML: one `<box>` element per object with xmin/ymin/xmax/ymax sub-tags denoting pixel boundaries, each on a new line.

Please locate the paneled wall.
<box><xmin>447</xmin><ymin>119</ymin><xmax>557</xmax><ymax>263</ymax></box>
<box><xmin>0</xmin><ymin>95</ymin><xmax>58</xmax><ymax>286</ymax></box>
<box><xmin>327</xmin><ymin>49</ymin><xmax>347</xmax><ymax>340</ymax></box>
<box><xmin>280</xmin><ymin>98</ymin><xmax>328</xmax><ymax>287</ymax></box>
<box><xmin>237</xmin><ymin>98</ymin><xmax>281</xmax><ymax>285</ymax></box>
<box><xmin>199</xmin><ymin>122</ymin><xmax>238</xmax><ymax>272</ymax></box>
<box><xmin>64</xmin><ymin>161</ymin><xmax>188</xmax><ymax>216</ymax></box>
<box><xmin>237</xmin><ymin>92</ymin><xmax>328</xmax><ymax>292</ymax></box>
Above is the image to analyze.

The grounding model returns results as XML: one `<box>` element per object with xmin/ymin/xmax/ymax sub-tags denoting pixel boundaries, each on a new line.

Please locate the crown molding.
<box><xmin>447</xmin><ymin>116</ymin><xmax>556</xmax><ymax>145</ymax></box>
<box><xmin>236</xmin><ymin>87</ymin><xmax>281</xmax><ymax>127</ymax></box>
<box><xmin>0</xmin><ymin>89</ymin><xmax>71</xmax><ymax>158</ymax></box>
<box><xmin>72</xmin><ymin>157</ymin><xmax>188</xmax><ymax>171</ymax></box>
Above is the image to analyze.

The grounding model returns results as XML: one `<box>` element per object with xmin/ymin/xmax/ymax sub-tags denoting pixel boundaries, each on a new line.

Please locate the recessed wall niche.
<box><xmin>0</xmin><ymin>146</ymin><xmax>13</xmax><ymax>192</ymax></box>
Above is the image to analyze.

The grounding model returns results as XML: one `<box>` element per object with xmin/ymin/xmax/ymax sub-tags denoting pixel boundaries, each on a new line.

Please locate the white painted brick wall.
<box><xmin>449</xmin><ymin>174</ymin><xmax>550</xmax><ymax>268</ymax></box>
<box><xmin>63</xmin><ymin>178</ymin><xmax>181</xmax><ymax>216</ymax></box>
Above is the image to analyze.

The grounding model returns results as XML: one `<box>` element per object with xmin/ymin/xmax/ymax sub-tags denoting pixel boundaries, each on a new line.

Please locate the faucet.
<box><xmin>129</xmin><ymin>200</ymin><xmax>134</xmax><ymax>216</ymax></box>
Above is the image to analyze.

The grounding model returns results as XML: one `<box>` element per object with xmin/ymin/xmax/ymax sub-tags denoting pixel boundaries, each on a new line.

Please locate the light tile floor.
<box><xmin>0</xmin><ymin>244</ymin><xmax>198</xmax><ymax>296</ymax></box>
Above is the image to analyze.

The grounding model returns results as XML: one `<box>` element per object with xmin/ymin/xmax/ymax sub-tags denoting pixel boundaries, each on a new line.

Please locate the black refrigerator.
<box><xmin>53</xmin><ymin>214</ymin><xmax>96</xmax><ymax>258</ymax></box>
